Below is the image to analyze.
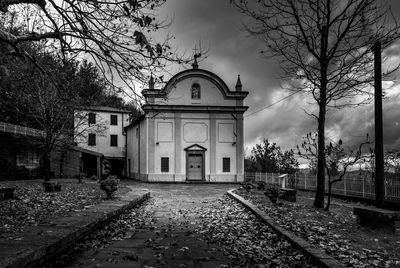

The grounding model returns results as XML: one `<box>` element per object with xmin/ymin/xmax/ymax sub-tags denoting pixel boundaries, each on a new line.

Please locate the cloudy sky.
<box><xmin>151</xmin><ymin>0</ymin><xmax>400</xmax><ymax>161</ymax></box>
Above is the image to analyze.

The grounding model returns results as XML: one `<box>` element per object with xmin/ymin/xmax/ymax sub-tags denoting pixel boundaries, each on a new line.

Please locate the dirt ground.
<box><xmin>0</xmin><ymin>179</ymin><xmax>129</xmax><ymax>235</ymax></box>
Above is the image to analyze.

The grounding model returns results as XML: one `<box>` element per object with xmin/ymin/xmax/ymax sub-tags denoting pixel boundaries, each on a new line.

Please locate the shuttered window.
<box><xmin>161</xmin><ymin>157</ymin><xmax>169</xmax><ymax>172</ymax></box>
<box><xmin>223</xmin><ymin>157</ymin><xmax>230</xmax><ymax>172</ymax></box>
<box><xmin>88</xmin><ymin>133</ymin><xmax>96</xmax><ymax>146</ymax></box>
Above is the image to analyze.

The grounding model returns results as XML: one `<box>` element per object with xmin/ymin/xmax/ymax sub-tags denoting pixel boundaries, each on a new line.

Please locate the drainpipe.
<box><xmin>123</xmin><ymin>113</ymin><xmax>128</xmax><ymax>177</ymax></box>
<box><xmin>138</xmin><ymin>123</ymin><xmax>141</xmax><ymax>179</ymax></box>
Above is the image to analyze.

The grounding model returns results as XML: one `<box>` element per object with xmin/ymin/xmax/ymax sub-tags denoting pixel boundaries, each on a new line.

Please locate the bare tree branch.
<box><xmin>232</xmin><ymin>0</ymin><xmax>400</xmax><ymax>208</ymax></box>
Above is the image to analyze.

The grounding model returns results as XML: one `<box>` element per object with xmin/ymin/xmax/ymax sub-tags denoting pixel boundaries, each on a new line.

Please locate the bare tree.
<box><xmin>232</xmin><ymin>0</ymin><xmax>400</xmax><ymax>208</ymax></box>
<box><xmin>0</xmin><ymin>0</ymin><xmax>189</xmax><ymax>101</ymax></box>
<box><xmin>297</xmin><ymin>132</ymin><xmax>371</xmax><ymax>210</ymax></box>
<box><xmin>26</xmin><ymin>75</ymin><xmax>107</xmax><ymax>181</ymax></box>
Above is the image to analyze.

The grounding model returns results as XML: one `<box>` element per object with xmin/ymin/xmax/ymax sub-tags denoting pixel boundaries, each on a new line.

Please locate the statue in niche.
<box><xmin>191</xmin><ymin>83</ymin><xmax>200</xmax><ymax>99</ymax></box>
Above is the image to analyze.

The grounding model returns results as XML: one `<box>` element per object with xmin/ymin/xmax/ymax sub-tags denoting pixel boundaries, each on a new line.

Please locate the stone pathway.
<box><xmin>61</xmin><ymin>183</ymin><xmax>236</xmax><ymax>268</ymax></box>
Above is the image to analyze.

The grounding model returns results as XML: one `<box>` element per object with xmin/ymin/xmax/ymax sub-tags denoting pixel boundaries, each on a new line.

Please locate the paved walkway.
<box><xmin>62</xmin><ymin>182</ymin><xmax>237</xmax><ymax>268</ymax></box>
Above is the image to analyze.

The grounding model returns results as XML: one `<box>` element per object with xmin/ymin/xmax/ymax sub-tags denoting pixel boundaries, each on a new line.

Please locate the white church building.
<box><xmin>124</xmin><ymin>63</ymin><xmax>248</xmax><ymax>182</ymax></box>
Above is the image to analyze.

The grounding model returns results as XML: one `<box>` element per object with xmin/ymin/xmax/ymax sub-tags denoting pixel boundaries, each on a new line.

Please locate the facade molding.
<box><xmin>143</xmin><ymin>105</ymin><xmax>248</xmax><ymax>114</ymax></box>
<box><xmin>162</xmin><ymin>69</ymin><xmax>249</xmax><ymax>100</ymax></box>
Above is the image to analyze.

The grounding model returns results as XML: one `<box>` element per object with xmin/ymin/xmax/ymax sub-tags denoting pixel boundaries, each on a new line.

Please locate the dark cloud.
<box><xmin>156</xmin><ymin>0</ymin><xmax>400</xmax><ymax>159</ymax></box>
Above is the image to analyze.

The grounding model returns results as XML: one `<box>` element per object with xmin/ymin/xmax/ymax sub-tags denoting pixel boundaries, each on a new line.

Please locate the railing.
<box><xmin>245</xmin><ymin>172</ymin><xmax>288</xmax><ymax>188</ymax></box>
<box><xmin>0</xmin><ymin>122</ymin><xmax>44</xmax><ymax>138</ymax></box>
<box><xmin>244</xmin><ymin>172</ymin><xmax>400</xmax><ymax>202</ymax></box>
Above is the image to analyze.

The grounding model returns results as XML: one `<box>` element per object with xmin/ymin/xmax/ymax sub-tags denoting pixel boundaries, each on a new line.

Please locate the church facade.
<box><xmin>125</xmin><ymin>65</ymin><xmax>248</xmax><ymax>182</ymax></box>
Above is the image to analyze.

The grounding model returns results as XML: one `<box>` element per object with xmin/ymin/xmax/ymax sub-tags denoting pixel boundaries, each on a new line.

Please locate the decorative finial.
<box><xmin>235</xmin><ymin>74</ymin><xmax>242</xmax><ymax>91</ymax></box>
<box><xmin>149</xmin><ymin>73</ymin><xmax>154</xmax><ymax>89</ymax></box>
<box><xmin>192</xmin><ymin>53</ymin><xmax>201</xmax><ymax>69</ymax></box>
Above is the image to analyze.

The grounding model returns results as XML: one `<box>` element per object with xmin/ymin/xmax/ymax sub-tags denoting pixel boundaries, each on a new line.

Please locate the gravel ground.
<box><xmin>57</xmin><ymin>184</ymin><xmax>316</xmax><ymax>268</ymax></box>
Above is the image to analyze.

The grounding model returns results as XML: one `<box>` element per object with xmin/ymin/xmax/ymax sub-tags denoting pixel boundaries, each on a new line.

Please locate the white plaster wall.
<box><xmin>126</xmin><ymin>125</ymin><xmax>138</xmax><ymax>175</ymax></box>
<box><xmin>75</xmin><ymin>111</ymin><xmax>129</xmax><ymax>158</ymax></box>
<box><xmin>140</xmin><ymin>119</ymin><xmax>147</xmax><ymax>175</ymax></box>
<box><xmin>158</xmin><ymin>77</ymin><xmax>236</xmax><ymax>106</ymax></box>
<box><xmin>216</xmin><ymin>119</ymin><xmax>237</xmax><ymax>174</ymax></box>
<box><xmin>180</xmin><ymin>118</ymin><xmax>211</xmax><ymax>175</ymax></box>
<box><xmin>154</xmin><ymin>119</ymin><xmax>175</xmax><ymax>174</ymax></box>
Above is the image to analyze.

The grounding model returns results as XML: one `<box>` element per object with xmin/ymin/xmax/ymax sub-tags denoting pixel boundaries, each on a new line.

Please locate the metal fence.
<box><xmin>0</xmin><ymin>121</ymin><xmax>44</xmax><ymax>138</ymax></box>
<box><xmin>244</xmin><ymin>172</ymin><xmax>400</xmax><ymax>202</ymax></box>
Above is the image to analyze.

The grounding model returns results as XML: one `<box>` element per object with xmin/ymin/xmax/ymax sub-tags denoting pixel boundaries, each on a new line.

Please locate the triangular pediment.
<box><xmin>184</xmin><ymin>144</ymin><xmax>207</xmax><ymax>151</ymax></box>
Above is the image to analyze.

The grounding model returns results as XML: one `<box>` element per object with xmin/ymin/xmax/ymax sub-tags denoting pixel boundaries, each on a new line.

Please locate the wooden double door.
<box><xmin>186</xmin><ymin>151</ymin><xmax>205</xmax><ymax>181</ymax></box>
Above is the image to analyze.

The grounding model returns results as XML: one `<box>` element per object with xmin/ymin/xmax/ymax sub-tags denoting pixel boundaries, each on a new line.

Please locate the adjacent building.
<box><xmin>74</xmin><ymin>106</ymin><xmax>130</xmax><ymax>177</ymax></box>
<box><xmin>124</xmin><ymin>65</ymin><xmax>248</xmax><ymax>182</ymax></box>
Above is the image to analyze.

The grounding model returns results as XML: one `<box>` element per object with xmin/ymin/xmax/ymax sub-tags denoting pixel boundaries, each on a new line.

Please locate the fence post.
<box><xmin>304</xmin><ymin>173</ymin><xmax>307</xmax><ymax>189</ymax></box>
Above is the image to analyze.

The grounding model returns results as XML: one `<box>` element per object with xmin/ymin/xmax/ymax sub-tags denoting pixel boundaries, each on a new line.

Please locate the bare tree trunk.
<box><xmin>59</xmin><ymin>150</ymin><xmax>66</xmax><ymax>178</ymax></box>
<box><xmin>325</xmin><ymin>180</ymin><xmax>333</xmax><ymax>211</ymax></box>
<box><xmin>314</xmin><ymin>25</ymin><xmax>328</xmax><ymax>209</ymax></box>
<box><xmin>42</xmin><ymin>152</ymin><xmax>51</xmax><ymax>181</ymax></box>
<box><xmin>374</xmin><ymin>41</ymin><xmax>385</xmax><ymax>208</ymax></box>
<box><xmin>315</xmin><ymin>72</ymin><xmax>327</xmax><ymax>208</ymax></box>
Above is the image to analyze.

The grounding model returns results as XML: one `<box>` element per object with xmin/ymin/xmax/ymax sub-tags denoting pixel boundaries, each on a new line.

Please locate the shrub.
<box><xmin>99</xmin><ymin>175</ymin><xmax>119</xmax><ymax>199</ymax></box>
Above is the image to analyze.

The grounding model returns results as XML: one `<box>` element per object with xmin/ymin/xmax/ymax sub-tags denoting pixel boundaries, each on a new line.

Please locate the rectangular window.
<box><xmin>223</xmin><ymin>157</ymin><xmax>230</xmax><ymax>172</ymax></box>
<box><xmin>110</xmin><ymin>134</ymin><xmax>118</xmax><ymax>147</ymax></box>
<box><xmin>88</xmin><ymin>112</ymin><xmax>96</xmax><ymax>124</ymax></box>
<box><xmin>110</xmin><ymin>114</ymin><xmax>118</xmax><ymax>125</ymax></box>
<box><xmin>88</xmin><ymin>133</ymin><xmax>96</xmax><ymax>146</ymax></box>
<box><xmin>161</xmin><ymin>157</ymin><xmax>169</xmax><ymax>172</ymax></box>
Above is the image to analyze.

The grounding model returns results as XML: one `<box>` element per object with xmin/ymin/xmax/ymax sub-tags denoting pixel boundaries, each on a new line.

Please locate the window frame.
<box><xmin>222</xmin><ymin>157</ymin><xmax>230</xmax><ymax>173</ymax></box>
<box><xmin>110</xmin><ymin>114</ymin><xmax>118</xmax><ymax>125</ymax></box>
<box><xmin>88</xmin><ymin>133</ymin><xmax>96</xmax><ymax>146</ymax></box>
<box><xmin>110</xmin><ymin>134</ymin><xmax>118</xmax><ymax>147</ymax></box>
<box><xmin>161</xmin><ymin>157</ymin><xmax>169</xmax><ymax>172</ymax></box>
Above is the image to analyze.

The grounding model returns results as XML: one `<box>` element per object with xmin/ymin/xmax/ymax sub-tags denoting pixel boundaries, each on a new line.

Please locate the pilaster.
<box><xmin>174</xmin><ymin>113</ymin><xmax>182</xmax><ymax>175</ymax></box>
<box><xmin>148</xmin><ymin>115</ymin><xmax>155</xmax><ymax>173</ymax></box>
<box><xmin>236</xmin><ymin>113</ymin><xmax>244</xmax><ymax>175</ymax></box>
<box><xmin>210</xmin><ymin>113</ymin><xmax>217</xmax><ymax>175</ymax></box>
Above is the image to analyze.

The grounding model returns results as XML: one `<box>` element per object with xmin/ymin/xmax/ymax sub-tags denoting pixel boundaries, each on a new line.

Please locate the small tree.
<box><xmin>249</xmin><ymin>139</ymin><xmax>299</xmax><ymax>174</ymax></box>
<box><xmin>384</xmin><ymin>151</ymin><xmax>400</xmax><ymax>174</ymax></box>
<box><xmin>297</xmin><ymin>132</ymin><xmax>371</xmax><ymax>210</ymax></box>
<box><xmin>26</xmin><ymin>75</ymin><xmax>107</xmax><ymax>181</ymax></box>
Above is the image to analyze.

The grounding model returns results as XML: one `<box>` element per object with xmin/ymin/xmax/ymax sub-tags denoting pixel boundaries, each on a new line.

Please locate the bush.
<box><xmin>99</xmin><ymin>175</ymin><xmax>119</xmax><ymax>199</ymax></box>
<box><xmin>256</xmin><ymin>181</ymin><xmax>266</xmax><ymax>190</ymax></box>
<box><xmin>264</xmin><ymin>183</ymin><xmax>279</xmax><ymax>196</ymax></box>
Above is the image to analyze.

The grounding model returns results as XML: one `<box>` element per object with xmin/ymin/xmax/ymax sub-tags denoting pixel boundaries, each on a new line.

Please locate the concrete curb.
<box><xmin>1</xmin><ymin>190</ymin><xmax>150</xmax><ymax>268</ymax></box>
<box><xmin>227</xmin><ymin>189</ymin><xmax>345</xmax><ymax>268</ymax></box>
